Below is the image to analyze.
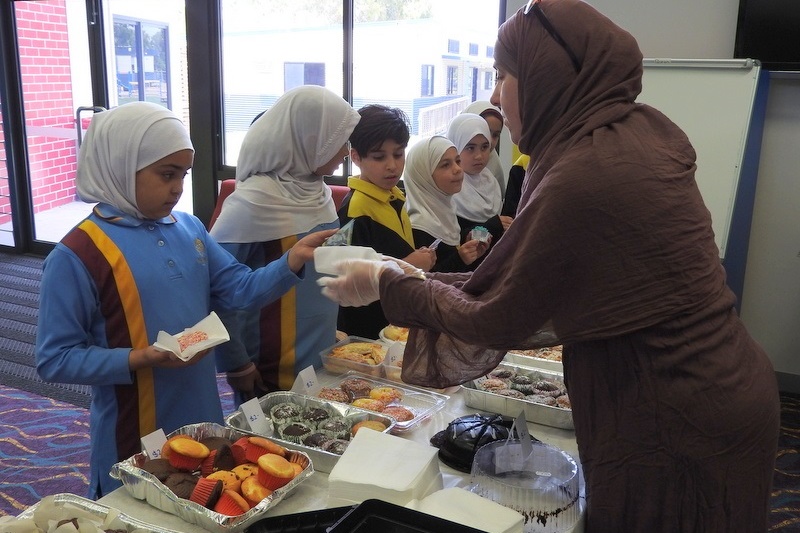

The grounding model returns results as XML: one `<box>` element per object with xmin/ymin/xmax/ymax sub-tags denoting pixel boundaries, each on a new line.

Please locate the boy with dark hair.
<box><xmin>337</xmin><ymin>104</ymin><xmax>435</xmax><ymax>338</ymax></box>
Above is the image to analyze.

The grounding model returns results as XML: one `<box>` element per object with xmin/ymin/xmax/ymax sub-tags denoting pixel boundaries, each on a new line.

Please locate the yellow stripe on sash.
<box><xmin>279</xmin><ymin>235</ymin><xmax>298</xmax><ymax>390</ymax></box>
<box><xmin>79</xmin><ymin>220</ymin><xmax>157</xmax><ymax>436</ymax></box>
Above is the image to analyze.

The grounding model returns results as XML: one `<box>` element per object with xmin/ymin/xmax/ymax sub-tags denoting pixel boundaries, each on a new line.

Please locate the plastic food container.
<box><xmin>225</xmin><ymin>391</ymin><xmax>395</xmax><ymax>473</ymax></box>
<box><xmin>469</xmin><ymin>440</ymin><xmax>581</xmax><ymax>533</ymax></box>
<box><xmin>319</xmin><ymin>371</ymin><xmax>449</xmax><ymax>434</ymax></box>
<box><xmin>320</xmin><ymin>336</ymin><xmax>388</xmax><ymax>377</ymax></box>
<box><xmin>461</xmin><ymin>363</ymin><xmax>573</xmax><ymax>430</ymax></box>
<box><xmin>110</xmin><ymin>423</ymin><xmax>312</xmax><ymax>533</ymax></box>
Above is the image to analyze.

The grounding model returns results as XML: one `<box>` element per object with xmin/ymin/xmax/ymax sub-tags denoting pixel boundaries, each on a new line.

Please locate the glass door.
<box><xmin>0</xmin><ymin>0</ymin><xmax>189</xmax><ymax>251</ymax></box>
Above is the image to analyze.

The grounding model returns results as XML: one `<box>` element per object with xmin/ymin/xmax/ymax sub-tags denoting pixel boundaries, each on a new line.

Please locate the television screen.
<box><xmin>735</xmin><ymin>0</ymin><xmax>800</xmax><ymax>71</ymax></box>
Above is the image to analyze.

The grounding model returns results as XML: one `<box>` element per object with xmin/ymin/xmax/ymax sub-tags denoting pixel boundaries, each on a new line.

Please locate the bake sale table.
<box><xmin>99</xmin><ymin>380</ymin><xmax>583</xmax><ymax>533</ymax></box>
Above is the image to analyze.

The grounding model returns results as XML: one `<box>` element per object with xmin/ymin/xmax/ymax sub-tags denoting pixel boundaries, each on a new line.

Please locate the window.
<box><xmin>284</xmin><ymin>62</ymin><xmax>326</xmax><ymax>91</ymax></box>
<box><xmin>484</xmin><ymin>71</ymin><xmax>494</xmax><ymax>90</ymax></box>
<box><xmin>420</xmin><ymin>65</ymin><xmax>434</xmax><ymax>96</ymax></box>
<box><xmin>113</xmin><ymin>18</ymin><xmax>171</xmax><ymax>108</ymax></box>
<box><xmin>486</xmin><ymin>45</ymin><xmax>495</xmax><ymax>57</ymax></box>
<box><xmin>447</xmin><ymin>38</ymin><xmax>460</xmax><ymax>54</ymax></box>
<box><xmin>446</xmin><ymin>66</ymin><xmax>459</xmax><ymax>95</ymax></box>
<box><xmin>469</xmin><ymin>43</ymin><xmax>478</xmax><ymax>56</ymax></box>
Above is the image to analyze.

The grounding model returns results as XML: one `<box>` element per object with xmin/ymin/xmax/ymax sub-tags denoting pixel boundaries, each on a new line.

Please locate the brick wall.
<box><xmin>15</xmin><ymin>0</ymin><xmax>77</xmax><ymax>216</ymax></box>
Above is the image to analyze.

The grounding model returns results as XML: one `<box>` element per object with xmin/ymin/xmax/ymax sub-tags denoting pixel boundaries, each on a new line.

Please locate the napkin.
<box><xmin>314</xmin><ymin>245</ymin><xmax>381</xmax><ymax>275</ymax></box>
<box><xmin>406</xmin><ymin>488</ymin><xmax>524</xmax><ymax>533</ymax></box>
<box><xmin>327</xmin><ymin>427</ymin><xmax>442</xmax><ymax>507</ymax></box>
<box><xmin>153</xmin><ymin>311</ymin><xmax>230</xmax><ymax>362</ymax></box>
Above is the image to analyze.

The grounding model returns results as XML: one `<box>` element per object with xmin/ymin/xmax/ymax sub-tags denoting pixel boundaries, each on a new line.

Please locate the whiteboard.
<box><xmin>638</xmin><ymin>59</ymin><xmax>763</xmax><ymax>259</ymax></box>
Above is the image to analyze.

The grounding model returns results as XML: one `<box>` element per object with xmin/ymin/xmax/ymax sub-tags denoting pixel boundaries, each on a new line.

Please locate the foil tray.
<box><xmin>503</xmin><ymin>350</ymin><xmax>563</xmax><ymax>372</ymax></box>
<box><xmin>225</xmin><ymin>390</ymin><xmax>396</xmax><ymax>473</ymax></box>
<box><xmin>14</xmin><ymin>493</ymin><xmax>180</xmax><ymax>533</ymax></box>
<box><xmin>110</xmin><ymin>422</ymin><xmax>312</xmax><ymax>533</ymax></box>
<box><xmin>461</xmin><ymin>362</ymin><xmax>574</xmax><ymax>430</ymax></box>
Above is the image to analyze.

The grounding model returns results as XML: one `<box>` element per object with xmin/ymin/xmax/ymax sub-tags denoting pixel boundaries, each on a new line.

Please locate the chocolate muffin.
<box><xmin>140</xmin><ymin>458</ymin><xmax>177</xmax><ymax>482</ymax></box>
<box><xmin>164</xmin><ymin>472</ymin><xmax>199</xmax><ymax>499</ymax></box>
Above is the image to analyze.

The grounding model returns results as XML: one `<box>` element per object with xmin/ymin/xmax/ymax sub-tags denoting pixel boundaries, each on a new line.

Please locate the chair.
<box><xmin>208</xmin><ymin>180</ymin><xmax>351</xmax><ymax>230</ymax></box>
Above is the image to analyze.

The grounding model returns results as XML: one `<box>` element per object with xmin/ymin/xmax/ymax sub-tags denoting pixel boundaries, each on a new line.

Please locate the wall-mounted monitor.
<box><xmin>735</xmin><ymin>0</ymin><xmax>800</xmax><ymax>71</ymax></box>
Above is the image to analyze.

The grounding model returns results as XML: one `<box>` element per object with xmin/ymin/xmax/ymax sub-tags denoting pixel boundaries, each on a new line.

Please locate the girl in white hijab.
<box><xmin>210</xmin><ymin>85</ymin><xmax>360</xmax><ymax>402</ymax></box>
<box><xmin>447</xmin><ymin>113</ymin><xmax>507</xmax><ymax>253</ymax></box>
<box><xmin>36</xmin><ymin>101</ymin><xmax>331</xmax><ymax>499</ymax></box>
<box><xmin>404</xmin><ymin>135</ymin><xmax>489</xmax><ymax>272</ymax></box>
<box><xmin>463</xmin><ymin>100</ymin><xmax>507</xmax><ymax>195</ymax></box>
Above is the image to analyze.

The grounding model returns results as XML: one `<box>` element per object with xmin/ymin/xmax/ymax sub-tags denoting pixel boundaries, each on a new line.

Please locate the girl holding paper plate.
<box><xmin>35</xmin><ymin>101</ymin><xmax>334</xmax><ymax>499</ymax></box>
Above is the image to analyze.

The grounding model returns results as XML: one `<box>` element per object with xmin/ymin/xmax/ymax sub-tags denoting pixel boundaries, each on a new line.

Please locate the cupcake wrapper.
<box><xmin>189</xmin><ymin>477</ymin><xmax>222</xmax><ymax>508</ymax></box>
<box><xmin>199</xmin><ymin>449</ymin><xmax>218</xmax><ymax>476</ymax></box>
<box><xmin>167</xmin><ymin>452</ymin><xmax>203</xmax><ymax>471</ymax></box>
<box><xmin>257</xmin><ymin>468</ymin><xmax>293</xmax><ymax>491</ymax></box>
<box><xmin>213</xmin><ymin>492</ymin><xmax>249</xmax><ymax>516</ymax></box>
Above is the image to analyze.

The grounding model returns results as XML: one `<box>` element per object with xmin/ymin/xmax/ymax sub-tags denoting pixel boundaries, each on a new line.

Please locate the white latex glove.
<box><xmin>317</xmin><ymin>259</ymin><xmax>402</xmax><ymax>307</ymax></box>
<box><xmin>381</xmin><ymin>255</ymin><xmax>427</xmax><ymax>279</ymax></box>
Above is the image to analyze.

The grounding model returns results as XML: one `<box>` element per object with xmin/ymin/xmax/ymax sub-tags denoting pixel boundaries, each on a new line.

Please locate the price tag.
<box><xmin>241</xmin><ymin>397</ymin><xmax>271</xmax><ymax>435</ymax></box>
<box><xmin>141</xmin><ymin>428</ymin><xmax>167</xmax><ymax>459</ymax></box>
<box><xmin>386</xmin><ymin>342</ymin><xmax>405</xmax><ymax>366</ymax></box>
<box><xmin>290</xmin><ymin>365</ymin><xmax>320</xmax><ymax>396</ymax></box>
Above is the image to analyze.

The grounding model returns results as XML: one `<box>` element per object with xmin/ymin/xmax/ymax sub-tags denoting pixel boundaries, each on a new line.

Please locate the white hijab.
<box><xmin>463</xmin><ymin>100</ymin><xmax>506</xmax><ymax>195</ymax></box>
<box><xmin>404</xmin><ymin>136</ymin><xmax>462</xmax><ymax>246</ymax></box>
<box><xmin>76</xmin><ymin>102</ymin><xmax>193</xmax><ymax>219</ymax></box>
<box><xmin>447</xmin><ymin>113</ymin><xmax>502</xmax><ymax>222</ymax></box>
<box><xmin>210</xmin><ymin>86</ymin><xmax>361</xmax><ymax>243</ymax></box>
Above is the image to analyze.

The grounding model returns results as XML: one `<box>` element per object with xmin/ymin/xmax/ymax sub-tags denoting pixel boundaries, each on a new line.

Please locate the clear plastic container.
<box><xmin>469</xmin><ymin>440</ymin><xmax>580</xmax><ymax>533</ymax></box>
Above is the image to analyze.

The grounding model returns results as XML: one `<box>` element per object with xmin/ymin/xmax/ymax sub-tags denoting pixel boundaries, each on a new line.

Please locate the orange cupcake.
<box><xmin>245</xmin><ymin>436</ymin><xmax>287</xmax><ymax>463</ymax></box>
<box><xmin>189</xmin><ymin>477</ymin><xmax>223</xmax><ymax>508</ymax></box>
<box><xmin>241</xmin><ymin>476</ymin><xmax>273</xmax><ymax>508</ymax></box>
<box><xmin>232</xmin><ymin>462</ymin><xmax>259</xmax><ymax>482</ymax></box>
<box><xmin>160</xmin><ymin>434</ymin><xmax>192</xmax><ymax>462</ymax></box>
<box><xmin>168</xmin><ymin>438</ymin><xmax>210</xmax><ymax>471</ymax></box>
<box><xmin>257</xmin><ymin>453</ymin><xmax>295</xmax><ymax>490</ymax></box>
<box><xmin>289</xmin><ymin>462</ymin><xmax>304</xmax><ymax>477</ymax></box>
<box><xmin>350</xmin><ymin>398</ymin><xmax>386</xmax><ymax>412</ymax></box>
<box><xmin>351</xmin><ymin>419</ymin><xmax>388</xmax><ymax>435</ymax></box>
<box><xmin>213</xmin><ymin>488</ymin><xmax>250</xmax><ymax>516</ymax></box>
<box><xmin>206</xmin><ymin>469</ymin><xmax>241</xmax><ymax>493</ymax></box>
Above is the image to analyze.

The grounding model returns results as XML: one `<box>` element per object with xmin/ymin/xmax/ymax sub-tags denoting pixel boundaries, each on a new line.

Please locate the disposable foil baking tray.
<box><xmin>13</xmin><ymin>493</ymin><xmax>180</xmax><ymax>533</ymax></box>
<box><xmin>225</xmin><ymin>390</ymin><xmax>396</xmax><ymax>473</ymax></box>
<box><xmin>110</xmin><ymin>422</ymin><xmax>312</xmax><ymax>533</ymax></box>
<box><xmin>461</xmin><ymin>362</ymin><xmax>574</xmax><ymax>430</ymax></box>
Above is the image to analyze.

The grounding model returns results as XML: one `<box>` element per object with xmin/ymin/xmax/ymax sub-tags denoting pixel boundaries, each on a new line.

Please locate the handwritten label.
<box><xmin>291</xmin><ymin>365</ymin><xmax>320</xmax><ymax>396</ymax></box>
<box><xmin>386</xmin><ymin>342</ymin><xmax>405</xmax><ymax>366</ymax></box>
<box><xmin>241</xmin><ymin>397</ymin><xmax>271</xmax><ymax>435</ymax></box>
<box><xmin>141</xmin><ymin>428</ymin><xmax>167</xmax><ymax>459</ymax></box>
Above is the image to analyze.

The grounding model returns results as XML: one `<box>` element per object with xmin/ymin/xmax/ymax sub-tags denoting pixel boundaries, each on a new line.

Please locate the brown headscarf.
<box><xmin>381</xmin><ymin>0</ymin><xmax>726</xmax><ymax>388</ymax></box>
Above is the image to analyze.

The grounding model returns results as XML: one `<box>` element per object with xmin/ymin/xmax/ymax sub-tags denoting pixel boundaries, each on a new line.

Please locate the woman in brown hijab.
<box><xmin>319</xmin><ymin>1</ymin><xmax>780</xmax><ymax>530</ymax></box>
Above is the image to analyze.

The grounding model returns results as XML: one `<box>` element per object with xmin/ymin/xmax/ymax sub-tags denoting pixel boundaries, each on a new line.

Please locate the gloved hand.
<box><xmin>317</xmin><ymin>259</ymin><xmax>402</xmax><ymax>307</ymax></box>
<box><xmin>381</xmin><ymin>255</ymin><xmax>427</xmax><ymax>279</ymax></box>
<box><xmin>226</xmin><ymin>362</ymin><xmax>265</xmax><ymax>402</ymax></box>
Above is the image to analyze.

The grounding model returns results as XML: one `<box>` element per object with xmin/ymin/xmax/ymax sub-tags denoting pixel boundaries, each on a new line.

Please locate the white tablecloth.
<box><xmin>100</xmin><ymin>386</ymin><xmax>584</xmax><ymax>532</ymax></box>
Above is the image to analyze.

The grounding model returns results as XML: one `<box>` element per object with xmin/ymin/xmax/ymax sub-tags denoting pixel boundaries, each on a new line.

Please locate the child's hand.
<box><xmin>404</xmin><ymin>248</ymin><xmax>436</xmax><ymax>272</ymax></box>
<box><xmin>129</xmin><ymin>345</ymin><xmax>212</xmax><ymax>370</ymax></box>
<box><xmin>458</xmin><ymin>239</ymin><xmax>489</xmax><ymax>265</ymax></box>
<box><xmin>500</xmin><ymin>215</ymin><xmax>514</xmax><ymax>231</ymax></box>
<box><xmin>288</xmin><ymin>229</ymin><xmax>338</xmax><ymax>272</ymax></box>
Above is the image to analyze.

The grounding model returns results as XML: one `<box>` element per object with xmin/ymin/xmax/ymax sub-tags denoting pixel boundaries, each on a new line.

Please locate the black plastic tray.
<box><xmin>246</xmin><ymin>506</ymin><xmax>355</xmax><ymax>533</ymax></box>
<box><xmin>327</xmin><ymin>499</ymin><xmax>488</xmax><ymax>533</ymax></box>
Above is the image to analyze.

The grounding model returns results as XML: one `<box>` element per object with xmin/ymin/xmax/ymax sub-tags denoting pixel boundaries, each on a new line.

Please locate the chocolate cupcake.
<box><xmin>526</xmin><ymin>393</ymin><xmax>558</xmax><ymax>406</ymax></box>
<box><xmin>489</xmin><ymin>368</ymin><xmax>516</xmax><ymax>380</ymax></box>
<box><xmin>339</xmin><ymin>377</ymin><xmax>373</xmax><ymax>400</ymax></box>
<box><xmin>302</xmin><ymin>432</ymin><xmax>331</xmax><ymax>448</ymax></box>
<box><xmin>301</xmin><ymin>406</ymin><xmax>332</xmax><ymax>426</ymax></box>
<box><xmin>317</xmin><ymin>417</ymin><xmax>351</xmax><ymax>440</ymax></box>
<box><xmin>509</xmin><ymin>374</ymin><xmax>536</xmax><ymax>395</ymax></box>
<box><xmin>140</xmin><ymin>458</ymin><xmax>177</xmax><ymax>482</ymax></box>
<box><xmin>321</xmin><ymin>438</ymin><xmax>350</xmax><ymax>455</ymax></box>
<box><xmin>279</xmin><ymin>421</ymin><xmax>313</xmax><ymax>444</ymax></box>
<box><xmin>495</xmin><ymin>388</ymin><xmax>526</xmax><ymax>399</ymax></box>
<box><xmin>269</xmin><ymin>402</ymin><xmax>301</xmax><ymax>424</ymax></box>
<box><xmin>164</xmin><ymin>472</ymin><xmax>199</xmax><ymax>499</ymax></box>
